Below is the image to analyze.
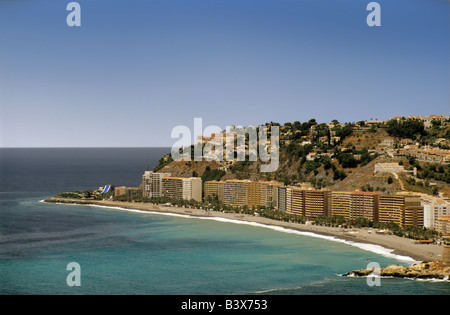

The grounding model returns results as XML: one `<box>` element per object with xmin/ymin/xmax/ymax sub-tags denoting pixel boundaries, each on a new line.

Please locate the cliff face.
<box><xmin>344</xmin><ymin>260</ymin><xmax>450</xmax><ymax>280</ymax></box>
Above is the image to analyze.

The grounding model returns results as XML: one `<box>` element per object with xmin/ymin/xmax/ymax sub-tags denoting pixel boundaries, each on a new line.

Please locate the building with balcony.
<box><xmin>204</xmin><ymin>180</ymin><xmax>225</xmax><ymax>202</ymax></box>
<box><xmin>142</xmin><ymin>171</ymin><xmax>171</xmax><ymax>198</ymax></box>
<box><xmin>162</xmin><ymin>176</ymin><xmax>202</xmax><ymax>202</ymax></box>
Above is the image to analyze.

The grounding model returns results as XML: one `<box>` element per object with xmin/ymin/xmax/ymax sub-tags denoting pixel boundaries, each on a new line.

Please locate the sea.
<box><xmin>0</xmin><ymin>148</ymin><xmax>448</xmax><ymax>296</ymax></box>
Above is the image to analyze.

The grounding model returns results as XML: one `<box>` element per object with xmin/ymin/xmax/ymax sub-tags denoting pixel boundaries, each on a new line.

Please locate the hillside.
<box><xmin>154</xmin><ymin>116</ymin><xmax>450</xmax><ymax>195</ymax></box>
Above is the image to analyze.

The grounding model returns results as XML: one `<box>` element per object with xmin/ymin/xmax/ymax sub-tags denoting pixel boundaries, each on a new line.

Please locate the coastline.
<box><xmin>44</xmin><ymin>197</ymin><xmax>444</xmax><ymax>264</ymax></box>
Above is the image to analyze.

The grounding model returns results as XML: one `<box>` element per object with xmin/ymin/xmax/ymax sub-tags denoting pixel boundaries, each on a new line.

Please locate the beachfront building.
<box><xmin>278</xmin><ymin>186</ymin><xmax>330</xmax><ymax>218</ymax></box>
<box><xmin>224</xmin><ymin>180</ymin><xmax>249</xmax><ymax>207</ymax></box>
<box><xmin>290</xmin><ymin>187</ymin><xmax>305</xmax><ymax>216</ymax></box>
<box><xmin>259</xmin><ymin>181</ymin><xmax>283</xmax><ymax>208</ymax></box>
<box><xmin>304</xmin><ymin>189</ymin><xmax>331</xmax><ymax>217</ymax></box>
<box><xmin>217</xmin><ymin>180</ymin><xmax>283</xmax><ymax>208</ymax></box>
<box><xmin>423</xmin><ymin>198</ymin><xmax>450</xmax><ymax>230</ymax></box>
<box><xmin>378</xmin><ymin>195</ymin><xmax>404</xmax><ymax>225</ymax></box>
<box><xmin>378</xmin><ymin>195</ymin><xmax>405</xmax><ymax>227</ymax></box>
<box><xmin>330</xmin><ymin>191</ymin><xmax>352</xmax><ymax>219</ymax></box>
<box><xmin>115</xmin><ymin>186</ymin><xmax>142</xmax><ymax>199</ymax></box>
<box><xmin>142</xmin><ymin>171</ymin><xmax>171</xmax><ymax>198</ymax></box>
<box><xmin>204</xmin><ymin>180</ymin><xmax>225</xmax><ymax>202</ymax></box>
<box><xmin>351</xmin><ymin>192</ymin><xmax>379</xmax><ymax>222</ymax></box>
<box><xmin>276</xmin><ymin>186</ymin><xmax>424</xmax><ymax>227</ymax></box>
<box><xmin>277</xmin><ymin>185</ymin><xmax>293</xmax><ymax>212</ymax></box>
<box><xmin>162</xmin><ymin>176</ymin><xmax>202</xmax><ymax>202</ymax></box>
<box><xmin>247</xmin><ymin>181</ymin><xmax>261</xmax><ymax>208</ymax></box>
<box><xmin>435</xmin><ymin>215</ymin><xmax>450</xmax><ymax>235</ymax></box>
<box><xmin>182</xmin><ymin>177</ymin><xmax>202</xmax><ymax>202</ymax></box>
<box><xmin>331</xmin><ymin>191</ymin><xmax>380</xmax><ymax>222</ymax></box>
<box><xmin>378</xmin><ymin>194</ymin><xmax>423</xmax><ymax>227</ymax></box>
<box><xmin>277</xmin><ymin>186</ymin><xmax>288</xmax><ymax>212</ymax></box>
<box><xmin>404</xmin><ymin>195</ymin><xmax>424</xmax><ymax>227</ymax></box>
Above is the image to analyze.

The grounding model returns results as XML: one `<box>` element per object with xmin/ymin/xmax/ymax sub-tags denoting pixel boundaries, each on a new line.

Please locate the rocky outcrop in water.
<box><xmin>344</xmin><ymin>261</ymin><xmax>450</xmax><ymax>280</ymax></box>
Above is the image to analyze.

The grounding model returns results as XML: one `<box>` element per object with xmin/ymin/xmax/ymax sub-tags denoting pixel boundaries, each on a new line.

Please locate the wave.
<box><xmin>191</xmin><ymin>215</ymin><xmax>417</xmax><ymax>264</ymax></box>
<box><xmin>339</xmin><ymin>273</ymin><xmax>449</xmax><ymax>283</ymax></box>
<box><xmin>249</xmin><ymin>285</ymin><xmax>303</xmax><ymax>294</ymax></box>
<box><xmin>46</xmin><ymin>201</ymin><xmax>418</xmax><ymax>264</ymax></box>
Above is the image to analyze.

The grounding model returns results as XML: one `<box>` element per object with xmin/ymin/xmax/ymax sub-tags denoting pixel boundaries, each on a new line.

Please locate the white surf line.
<box><xmin>47</xmin><ymin>200</ymin><xmax>418</xmax><ymax>264</ymax></box>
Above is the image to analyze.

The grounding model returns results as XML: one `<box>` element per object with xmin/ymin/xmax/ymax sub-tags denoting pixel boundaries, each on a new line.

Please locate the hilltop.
<box><xmin>154</xmin><ymin>115</ymin><xmax>450</xmax><ymax>196</ymax></box>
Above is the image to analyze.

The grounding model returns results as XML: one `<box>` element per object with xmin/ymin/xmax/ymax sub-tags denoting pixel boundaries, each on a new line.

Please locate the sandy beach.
<box><xmin>45</xmin><ymin>197</ymin><xmax>444</xmax><ymax>263</ymax></box>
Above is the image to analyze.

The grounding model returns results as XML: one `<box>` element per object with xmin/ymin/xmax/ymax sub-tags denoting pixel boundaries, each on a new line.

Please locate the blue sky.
<box><xmin>0</xmin><ymin>0</ymin><xmax>449</xmax><ymax>147</ymax></box>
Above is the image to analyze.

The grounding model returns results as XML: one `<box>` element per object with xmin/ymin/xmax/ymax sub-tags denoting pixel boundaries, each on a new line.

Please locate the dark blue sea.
<box><xmin>0</xmin><ymin>148</ymin><xmax>448</xmax><ymax>295</ymax></box>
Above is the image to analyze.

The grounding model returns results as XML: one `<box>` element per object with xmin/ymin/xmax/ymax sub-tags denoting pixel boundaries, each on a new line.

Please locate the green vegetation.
<box><xmin>403</xmin><ymin>176</ymin><xmax>439</xmax><ymax>196</ymax></box>
<box><xmin>336</xmin><ymin>151</ymin><xmax>357</xmax><ymax>168</ymax></box>
<box><xmin>333</xmin><ymin>169</ymin><xmax>347</xmax><ymax>181</ymax></box>
<box><xmin>387</xmin><ymin>176</ymin><xmax>393</xmax><ymax>184</ymax></box>
<box><xmin>153</xmin><ymin>154</ymin><xmax>174</xmax><ymax>172</ymax></box>
<box><xmin>153</xmin><ymin>117</ymin><xmax>447</xmax><ymax>194</ymax></box>
<box><xmin>386</xmin><ymin>120</ymin><xmax>425</xmax><ymax>140</ymax></box>
<box><xmin>56</xmin><ymin>192</ymin><xmax>82</xmax><ymax>199</ymax></box>
<box><xmin>201</xmin><ymin>166</ymin><xmax>226</xmax><ymax>182</ymax></box>
<box><xmin>416</xmin><ymin>162</ymin><xmax>450</xmax><ymax>184</ymax></box>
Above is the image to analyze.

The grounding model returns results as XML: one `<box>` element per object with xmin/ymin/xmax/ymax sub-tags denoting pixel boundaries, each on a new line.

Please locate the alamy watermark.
<box><xmin>66</xmin><ymin>2</ymin><xmax>81</xmax><ymax>27</ymax></box>
<box><xmin>66</xmin><ymin>262</ymin><xmax>81</xmax><ymax>287</ymax></box>
<box><xmin>65</xmin><ymin>2</ymin><xmax>381</xmax><ymax>28</ymax></box>
<box><xmin>171</xmin><ymin>118</ymin><xmax>279</xmax><ymax>172</ymax></box>
<box><xmin>366</xmin><ymin>262</ymin><xmax>381</xmax><ymax>287</ymax></box>
<box><xmin>366</xmin><ymin>2</ymin><xmax>381</xmax><ymax>27</ymax></box>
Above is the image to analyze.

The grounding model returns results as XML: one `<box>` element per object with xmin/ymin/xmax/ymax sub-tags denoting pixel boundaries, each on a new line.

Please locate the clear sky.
<box><xmin>0</xmin><ymin>0</ymin><xmax>449</xmax><ymax>147</ymax></box>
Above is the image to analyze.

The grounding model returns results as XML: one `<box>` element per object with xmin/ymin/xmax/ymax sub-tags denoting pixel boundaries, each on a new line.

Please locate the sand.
<box><xmin>45</xmin><ymin>198</ymin><xmax>444</xmax><ymax>263</ymax></box>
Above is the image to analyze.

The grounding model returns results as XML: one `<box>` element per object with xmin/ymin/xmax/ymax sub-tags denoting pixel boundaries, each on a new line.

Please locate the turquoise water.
<box><xmin>1</xmin><ymin>196</ymin><xmax>449</xmax><ymax>295</ymax></box>
<box><xmin>0</xmin><ymin>148</ymin><xmax>449</xmax><ymax>295</ymax></box>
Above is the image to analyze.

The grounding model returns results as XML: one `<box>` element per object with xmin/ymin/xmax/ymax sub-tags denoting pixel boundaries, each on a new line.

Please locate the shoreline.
<box><xmin>44</xmin><ymin>197</ymin><xmax>444</xmax><ymax>264</ymax></box>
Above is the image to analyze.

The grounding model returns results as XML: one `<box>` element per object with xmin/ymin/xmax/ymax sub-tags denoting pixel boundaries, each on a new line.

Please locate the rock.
<box><xmin>344</xmin><ymin>260</ymin><xmax>450</xmax><ymax>280</ymax></box>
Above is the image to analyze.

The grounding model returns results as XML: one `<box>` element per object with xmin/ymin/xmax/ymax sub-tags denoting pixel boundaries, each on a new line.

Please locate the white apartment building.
<box><xmin>423</xmin><ymin>198</ymin><xmax>450</xmax><ymax>229</ymax></box>
<box><xmin>142</xmin><ymin>171</ymin><xmax>171</xmax><ymax>198</ymax></box>
<box><xmin>181</xmin><ymin>177</ymin><xmax>202</xmax><ymax>202</ymax></box>
<box><xmin>162</xmin><ymin>176</ymin><xmax>203</xmax><ymax>202</ymax></box>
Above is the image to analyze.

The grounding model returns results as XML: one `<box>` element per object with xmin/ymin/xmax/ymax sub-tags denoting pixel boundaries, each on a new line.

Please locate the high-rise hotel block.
<box><xmin>206</xmin><ymin>180</ymin><xmax>282</xmax><ymax>208</ymax></box>
<box><xmin>204</xmin><ymin>180</ymin><xmax>225</xmax><ymax>202</ymax></box>
<box><xmin>304</xmin><ymin>189</ymin><xmax>331</xmax><ymax>217</ymax></box>
<box><xmin>331</xmin><ymin>191</ymin><xmax>380</xmax><ymax>222</ymax></box>
<box><xmin>162</xmin><ymin>176</ymin><xmax>202</xmax><ymax>202</ymax></box>
<box><xmin>277</xmin><ymin>186</ymin><xmax>424</xmax><ymax>227</ymax></box>
<box><xmin>142</xmin><ymin>171</ymin><xmax>202</xmax><ymax>202</ymax></box>
<box><xmin>404</xmin><ymin>195</ymin><xmax>423</xmax><ymax>227</ymax></box>
<box><xmin>224</xmin><ymin>180</ymin><xmax>249</xmax><ymax>207</ymax></box>
<box><xmin>142</xmin><ymin>171</ymin><xmax>171</xmax><ymax>198</ymax></box>
<box><xmin>260</xmin><ymin>181</ymin><xmax>283</xmax><ymax>208</ymax></box>
<box><xmin>378</xmin><ymin>194</ymin><xmax>423</xmax><ymax>227</ymax></box>
<box><xmin>277</xmin><ymin>186</ymin><xmax>330</xmax><ymax>217</ymax></box>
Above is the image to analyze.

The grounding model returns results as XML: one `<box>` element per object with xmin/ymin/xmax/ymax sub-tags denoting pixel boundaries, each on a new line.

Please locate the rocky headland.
<box><xmin>344</xmin><ymin>260</ymin><xmax>450</xmax><ymax>280</ymax></box>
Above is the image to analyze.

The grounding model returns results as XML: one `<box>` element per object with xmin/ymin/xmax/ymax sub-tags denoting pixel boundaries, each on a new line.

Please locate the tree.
<box><xmin>201</xmin><ymin>167</ymin><xmax>225</xmax><ymax>182</ymax></box>
<box><xmin>386</xmin><ymin>119</ymin><xmax>426</xmax><ymax>139</ymax></box>
<box><xmin>308</xmin><ymin>118</ymin><xmax>317</xmax><ymax>126</ymax></box>
<box><xmin>432</xmin><ymin>187</ymin><xmax>439</xmax><ymax>196</ymax></box>
<box><xmin>337</xmin><ymin>152</ymin><xmax>357</xmax><ymax>168</ymax></box>
<box><xmin>333</xmin><ymin>170</ymin><xmax>340</xmax><ymax>181</ymax></box>
<box><xmin>333</xmin><ymin>169</ymin><xmax>347</xmax><ymax>181</ymax></box>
